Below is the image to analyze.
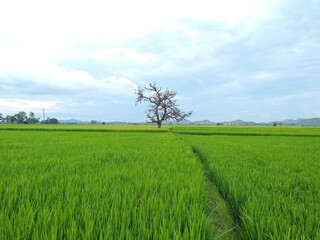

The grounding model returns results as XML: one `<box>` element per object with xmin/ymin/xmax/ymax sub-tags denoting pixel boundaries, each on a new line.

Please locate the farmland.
<box><xmin>0</xmin><ymin>125</ymin><xmax>319</xmax><ymax>239</ymax></box>
<box><xmin>180</xmin><ymin>133</ymin><xmax>320</xmax><ymax>239</ymax></box>
<box><xmin>0</xmin><ymin>129</ymin><xmax>215</xmax><ymax>239</ymax></box>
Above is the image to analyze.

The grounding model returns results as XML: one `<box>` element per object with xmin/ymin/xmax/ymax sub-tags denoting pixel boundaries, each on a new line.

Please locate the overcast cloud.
<box><xmin>0</xmin><ymin>0</ymin><xmax>319</xmax><ymax>122</ymax></box>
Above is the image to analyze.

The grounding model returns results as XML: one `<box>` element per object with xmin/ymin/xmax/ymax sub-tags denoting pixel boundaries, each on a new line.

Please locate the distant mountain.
<box><xmin>59</xmin><ymin>119</ymin><xmax>88</xmax><ymax>124</ymax></box>
<box><xmin>222</xmin><ymin>119</ymin><xmax>257</xmax><ymax>126</ymax></box>
<box><xmin>180</xmin><ymin>120</ymin><xmax>212</xmax><ymax>125</ymax></box>
<box><xmin>57</xmin><ymin>118</ymin><xmax>320</xmax><ymax>126</ymax></box>
<box><xmin>192</xmin><ymin>120</ymin><xmax>217</xmax><ymax>125</ymax></box>
<box><xmin>59</xmin><ymin>119</ymin><xmax>140</xmax><ymax>125</ymax></box>
<box><xmin>280</xmin><ymin>118</ymin><xmax>320</xmax><ymax>126</ymax></box>
<box><xmin>164</xmin><ymin>120</ymin><xmax>217</xmax><ymax>125</ymax></box>
<box><xmin>221</xmin><ymin>118</ymin><xmax>320</xmax><ymax>126</ymax></box>
<box><xmin>220</xmin><ymin>118</ymin><xmax>320</xmax><ymax>126</ymax></box>
<box><xmin>176</xmin><ymin>118</ymin><xmax>320</xmax><ymax>126</ymax></box>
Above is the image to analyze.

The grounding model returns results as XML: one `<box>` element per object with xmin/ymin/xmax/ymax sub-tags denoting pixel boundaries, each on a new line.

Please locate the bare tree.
<box><xmin>135</xmin><ymin>82</ymin><xmax>192</xmax><ymax>128</ymax></box>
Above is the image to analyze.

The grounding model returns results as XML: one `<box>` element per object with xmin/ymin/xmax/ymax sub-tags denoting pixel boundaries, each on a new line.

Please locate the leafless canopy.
<box><xmin>135</xmin><ymin>82</ymin><xmax>192</xmax><ymax>128</ymax></box>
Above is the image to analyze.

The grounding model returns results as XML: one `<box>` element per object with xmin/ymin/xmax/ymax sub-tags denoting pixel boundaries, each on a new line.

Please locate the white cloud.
<box><xmin>252</xmin><ymin>72</ymin><xmax>276</xmax><ymax>81</ymax></box>
<box><xmin>0</xmin><ymin>0</ymin><xmax>279</xmax><ymax>48</ymax></box>
<box><xmin>80</xmin><ymin>48</ymin><xmax>157</xmax><ymax>65</ymax></box>
<box><xmin>274</xmin><ymin>91</ymin><xmax>320</xmax><ymax>102</ymax></box>
<box><xmin>0</xmin><ymin>0</ymin><xmax>318</xmax><ymax>122</ymax></box>
<box><xmin>0</xmin><ymin>50</ymin><xmax>137</xmax><ymax>96</ymax></box>
<box><xmin>1</xmin><ymin>57</ymin><xmax>96</xmax><ymax>92</ymax></box>
<box><xmin>0</xmin><ymin>0</ymin><xmax>282</xmax><ymax>83</ymax></box>
<box><xmin>99</xmin><ymin>76</ymin><xmax>137</xmax><ymax>95</ymax></box>
<box><xmin>210</xmin><ymin>80</ymin><xmax>244</xmax><ymax>94</ymax></box>
<box><xmin>0</xmin><ymin>99</ymin><xmax>60</xmax><ymax>111</ymax></box>
<box><xmin>240</xmin><ymin>71</ymin><xmax>280</xmax><ymax>86</ymax></box>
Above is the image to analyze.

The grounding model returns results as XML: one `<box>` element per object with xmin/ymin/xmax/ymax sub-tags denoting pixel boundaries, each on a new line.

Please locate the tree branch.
<box><xmin>135</xmin><ymin>82</ymin><xmax>192</xmax><ymax>127</ymax></box>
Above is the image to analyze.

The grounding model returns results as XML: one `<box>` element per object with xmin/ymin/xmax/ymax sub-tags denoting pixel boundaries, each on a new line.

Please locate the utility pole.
<box><xmin>42</xmin><ymin>109</ymin><xmax>45</xmax><ymax>124</ymax></box>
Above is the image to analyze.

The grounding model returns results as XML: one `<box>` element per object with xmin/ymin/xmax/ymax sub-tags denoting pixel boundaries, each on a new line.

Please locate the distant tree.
<box><xmin>27</xmin><ymin>112</ymin><xmax>40</xmax><ymax>124</ymax></box>
<box><xmin>273</xmin><ymin>122</ymin><xmax>278</xmax><ymax>127</ymax></box>
<box><xmin>44</xmin><ymin>118</ymin><xmax>59</xmax><ymax>124</ymax></box>
<box><xmin>5</xmin><ymin>115</ymin><xmax>17</xmax><ymax>124</ymax></box>
<box><xmin>11</xmin><ymin>115</ymin><xmax>17</xmax><ymax>123</ymax></box>
<box><xmin>15</xmin><ymin>111</ymin><xmax>27</xmax><ymax>124</ymax></box>
<box><xmin>0</xmin><ymin>113</ymin><xmax>3</xmax><ymax>123</ymax></box>
<box><xmin>135</xmin><ymin>82</ymin><xmax>192</xmax><ymax>128</ymax></box>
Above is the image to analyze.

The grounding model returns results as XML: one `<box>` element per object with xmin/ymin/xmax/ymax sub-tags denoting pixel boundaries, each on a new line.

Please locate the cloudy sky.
<box><xmin>0</xmin><ymin>0</ymin><xmax>319</xmax><ymax>122</ymax></box>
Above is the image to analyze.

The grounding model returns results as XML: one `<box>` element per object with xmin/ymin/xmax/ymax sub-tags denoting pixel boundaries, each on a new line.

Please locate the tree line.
<box><xmin>0</xmin><ymin>111</ymin><xmax>59</xmax><ymax>124</ymax></box>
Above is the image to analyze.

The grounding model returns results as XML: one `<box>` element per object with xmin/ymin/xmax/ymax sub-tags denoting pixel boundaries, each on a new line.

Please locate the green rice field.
<box><xmin>0</xmin><ymin>125</ymin><xmax>319</xmax><ymax>239</ymax></box>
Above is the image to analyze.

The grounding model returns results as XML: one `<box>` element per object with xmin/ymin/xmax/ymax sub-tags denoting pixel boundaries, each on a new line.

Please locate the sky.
<box><xmin>0</xmin><ymin>0</ymin><xmax>319</xmax><ymax>122</ymax></box>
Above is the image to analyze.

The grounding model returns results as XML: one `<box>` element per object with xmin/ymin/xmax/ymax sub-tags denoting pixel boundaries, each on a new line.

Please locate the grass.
<box><xmin>0</xmin><ymin>124</ymin><xmax>170</xmax><ymax>132</ymax></box>
<box><xmin>171</xmin><ymin>125</ymin><xmax>320</xmax><ymax>137</ymax></box>
<box><xmin>180</xmin><ymin>133</ymin><xmax>320</xmax><ymax>239</ymax></box>
<box><xmin>0</xmin><ymin>130</ymin><xmax>213</xmax><ymax>239</ymax></box>
<box><xmin>192</xmin><ymin>147</ymin><xmax>237</xmax><ymax>240</ymax></box>
<box><xmin>1</xmin><ymin>124</ymin><xmax>319</xmax><ymax>239</ymax></box>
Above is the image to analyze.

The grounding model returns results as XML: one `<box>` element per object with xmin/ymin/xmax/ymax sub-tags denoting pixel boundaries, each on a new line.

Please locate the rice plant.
<box><xmin>181</xmin><ymin>133</ymin><xmax>320</xmax><ymax>239</ymax></box>
<box><xmin>0</xmin><ymin>130</ymin><xmax>213</xmax><ymax>239</ymax></box>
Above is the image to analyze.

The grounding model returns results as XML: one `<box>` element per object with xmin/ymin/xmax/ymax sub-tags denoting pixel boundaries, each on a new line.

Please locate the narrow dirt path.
<box><xmin>192</xmin><ymin>146</ymin><xmax>238</xmax><ymax>240</ymax></box>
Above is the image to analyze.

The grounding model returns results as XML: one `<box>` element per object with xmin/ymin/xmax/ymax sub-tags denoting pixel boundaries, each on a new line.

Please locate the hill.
<box><xmin>58</xmin><ymin>118</ymin><xmax>320</xmax><ymax>126</ymax></box>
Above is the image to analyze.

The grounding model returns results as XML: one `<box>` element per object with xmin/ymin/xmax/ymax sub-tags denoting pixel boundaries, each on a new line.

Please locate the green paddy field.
<box><xmin>0</xmin><ymin>125</ymin><xmax>319</xmax><ymax>239</ymax></box>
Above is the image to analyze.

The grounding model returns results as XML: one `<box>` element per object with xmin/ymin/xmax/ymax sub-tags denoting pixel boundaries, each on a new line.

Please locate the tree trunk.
<box><xmin>157</xmin><ymin>121</ymin><xmax>162</xmax><ymax>128</ymax></box>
